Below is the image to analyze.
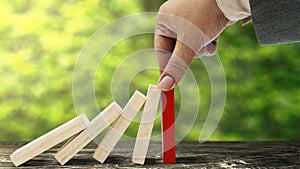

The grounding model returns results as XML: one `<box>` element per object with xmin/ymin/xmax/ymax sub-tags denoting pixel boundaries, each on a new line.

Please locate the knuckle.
<box><xmin>158</xmin><ymin>2</ymin><xmax>170</xmax><ymax>13</ymax></box>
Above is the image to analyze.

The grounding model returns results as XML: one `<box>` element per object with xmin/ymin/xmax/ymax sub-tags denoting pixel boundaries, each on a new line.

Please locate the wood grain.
<box><xmin>3</xmin><ymin>141</ymin><xmax>300</xmax><ymax>168</ymax></box>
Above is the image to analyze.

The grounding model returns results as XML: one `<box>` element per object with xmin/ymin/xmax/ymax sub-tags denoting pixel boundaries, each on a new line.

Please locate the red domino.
<box><xmin>162</xmin><ymin>89</ymin><xmax>176</xmax><ymax>164</ymax></box>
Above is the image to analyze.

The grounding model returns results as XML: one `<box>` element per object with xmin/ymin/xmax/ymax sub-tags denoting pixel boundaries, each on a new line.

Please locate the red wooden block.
<box><xmin>162</xmin><ymin>89</ymin><xmax>176</xmax><ymax>164</ymax></box>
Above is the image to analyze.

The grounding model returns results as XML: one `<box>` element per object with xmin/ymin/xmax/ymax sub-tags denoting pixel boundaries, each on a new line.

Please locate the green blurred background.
<box><xmin>1</xmin><ymin>0</ymin><xmax>299</xmax><ymax>141</ymax></box>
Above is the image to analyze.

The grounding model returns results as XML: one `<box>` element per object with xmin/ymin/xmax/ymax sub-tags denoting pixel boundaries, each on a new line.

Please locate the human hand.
<box><xmin>155</xmin><ymin>0</ymin><xmax>233</xmax><ymax>91</ymax></box>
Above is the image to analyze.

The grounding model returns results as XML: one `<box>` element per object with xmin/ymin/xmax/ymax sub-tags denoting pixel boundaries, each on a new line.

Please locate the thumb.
<box><xmin>158</xmin><ymin>40</ymin><xmax>195</xmax><ymax>91</ymax></box>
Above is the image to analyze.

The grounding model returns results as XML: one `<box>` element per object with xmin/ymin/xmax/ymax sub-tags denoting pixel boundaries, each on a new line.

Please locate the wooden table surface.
<box><xmin>1</xmin><ymin>141</ymin><xmax>300</xmax><ymax>168</ymax></box>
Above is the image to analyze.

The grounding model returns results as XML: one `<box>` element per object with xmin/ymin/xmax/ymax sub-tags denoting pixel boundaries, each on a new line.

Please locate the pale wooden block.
<box><xmin>132</xmin><ymin>158</ymin><xmax>145</xmax><ymax>165</ymax></box>
<box><xmin>140</xmin><ymin>85</ymin><xmax>161</xmax><ymax>124</ymax></box>
<box><xmin>55</xmin><ymin>130</ymin><xmax>90</xmax><ymax>165</ymax></box>
<box><xmin>122</xmin><ymin>90</ymin><xmax>147</xmax><ymax>121</ymax></box>
<box><xmin>93</xmin><ymin>90</ymin><xmax>146</xmax><ymax>163</ymax></box>
<box><xmin>10</xmin><ymin>114</ymin><xmax>90</xmax><ymax>167</ymax></box>
<box><xmin>132</xmin><ymin>85</ymin><xmax>161</xmax><ymax>164</ymax></box>
<box><xmin>98</xmin><ymin>118</ymin><xmax>126</xmax><ymax>153</ymax></box>
<box><xmin>132</xmin><ymin>123</ymin><xmax>155</xmax><ymax>164</ymax></box>
<box><xmin>86</xmin><ymin>102</ymin><xmax>122</xmax><ymax>138</ymax></box>
<box><xmin>93</xmin><ymin>146</ymin><xmax>110</xmax><ymax>163</ymax></box>
<box><xmin>55</xmin><ymin>102</ymin><xmax>122</xmax><ymax>165</ymax></box>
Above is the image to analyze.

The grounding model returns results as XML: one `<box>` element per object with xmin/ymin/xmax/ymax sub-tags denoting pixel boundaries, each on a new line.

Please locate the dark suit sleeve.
<box><xmin>249</xmin><ymin>0</ymin><xmax>300</xmax><ymax>45</ymax></box>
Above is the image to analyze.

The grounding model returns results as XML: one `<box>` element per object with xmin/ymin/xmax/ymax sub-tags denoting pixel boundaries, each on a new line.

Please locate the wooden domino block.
<box><xmin>132</xmin><ymin>85</ymin><xmax>161</xmax><ymax>164</ymax></box>
<box><xmin>55</xmin><ymin>102</ymin><xmax>122</xmax><ymax>165</ymax></box>
<box><xmin>93</xmin><ymin>90</ymin><xmax>146</xmax><ymax>163</ymax></box>
<box><xmin>162</xmin><ymin>89</ymin><xmax>176</xmax><ymax>164</ymax></box>
<box><xmin>10</xmin><ymin>114</ymin><xmax>90</xmax><ymax>166</ymax></box>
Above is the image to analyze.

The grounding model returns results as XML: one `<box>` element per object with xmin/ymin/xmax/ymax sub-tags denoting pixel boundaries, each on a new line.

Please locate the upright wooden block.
<box><xmin>162</xmin><ymin>89</ymin><xmax>176</xmax><ymax>164</ymax></box>
<box><xmin>10</xmin><ymin>114</ymin><xmax>90</xmax><ymax>166</ymax></box>
<box><xmin>55</xmin><ymin>102</ymin><xmax>122</xmax><ymax>165</ymax></box>
<box><xmin>132</xmin><ymin>85</ymin><xmax>161</xmax><ymax>164</ymax></box>
<box><xmin>93</xmin><ymin>90</ymin><xmax>146</xmax><ymax>163</ymax></box>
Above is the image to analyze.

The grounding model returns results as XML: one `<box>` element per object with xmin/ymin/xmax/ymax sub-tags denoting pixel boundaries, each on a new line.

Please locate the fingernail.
<box><xmin>158</xmin><ymin>75</ymin><xmax>174</xmax><ymax>91</ymax></box>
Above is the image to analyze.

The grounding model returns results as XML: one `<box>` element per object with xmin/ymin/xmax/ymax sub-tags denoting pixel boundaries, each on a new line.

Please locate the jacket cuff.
<box><xmin>216</xmin><ymin>0</ymin><xmax>251</xmax><ymax>21</ymax></box>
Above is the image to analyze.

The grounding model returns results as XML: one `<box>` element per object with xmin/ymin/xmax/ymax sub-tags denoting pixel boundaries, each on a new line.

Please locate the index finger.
<box><xmin>154</xmin><ymin>34</ymin><xmax>176</xmax><ymax>73</ymax></box>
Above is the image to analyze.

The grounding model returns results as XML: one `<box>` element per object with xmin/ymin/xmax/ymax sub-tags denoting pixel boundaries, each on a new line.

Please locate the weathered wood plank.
<box><xmin>1</xmin><ymin>141</ymin><xmax>300</xmax><ymax>168</ymax></box>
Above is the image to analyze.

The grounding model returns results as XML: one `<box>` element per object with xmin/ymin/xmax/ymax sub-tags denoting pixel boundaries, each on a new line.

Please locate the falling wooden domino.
<box><xmin>55</xmin><ymin>102</ymin><xmax>122</xmax><ymax>165</ymax></box>
<box><xmin>93</xmin><ymin>90</ymin><xmax>146</xmax><ymax>163</ymax></box>
<box><xmin>10</xmin><ymin>114</ymin><xmax>90</xmax><ymax>167</ymax></box>
<box><xmin>132</xmin><ymin>85</ymin><xmax>161</xmax><ymax>164</ymax></box>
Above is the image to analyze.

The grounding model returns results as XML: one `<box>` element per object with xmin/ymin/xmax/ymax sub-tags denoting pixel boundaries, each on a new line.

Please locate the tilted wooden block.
<box><xmin>132</xmin><ymin>85</ymin><xmax>161</xmax><ymax>164</ymax></box>
<box><xmin>93</xmin><ymin>90</ymin><xmax>146</xmax><ymax>163</ymax></box>
<box><xmin>55</xmin><ymin>102</ymin><xmax>122</xmax><ymax>165</ymax></box>
<box><xmin>10</xmin><ymin>114</ymin><xmax>90</xmax><ymax>166</ymax></box>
